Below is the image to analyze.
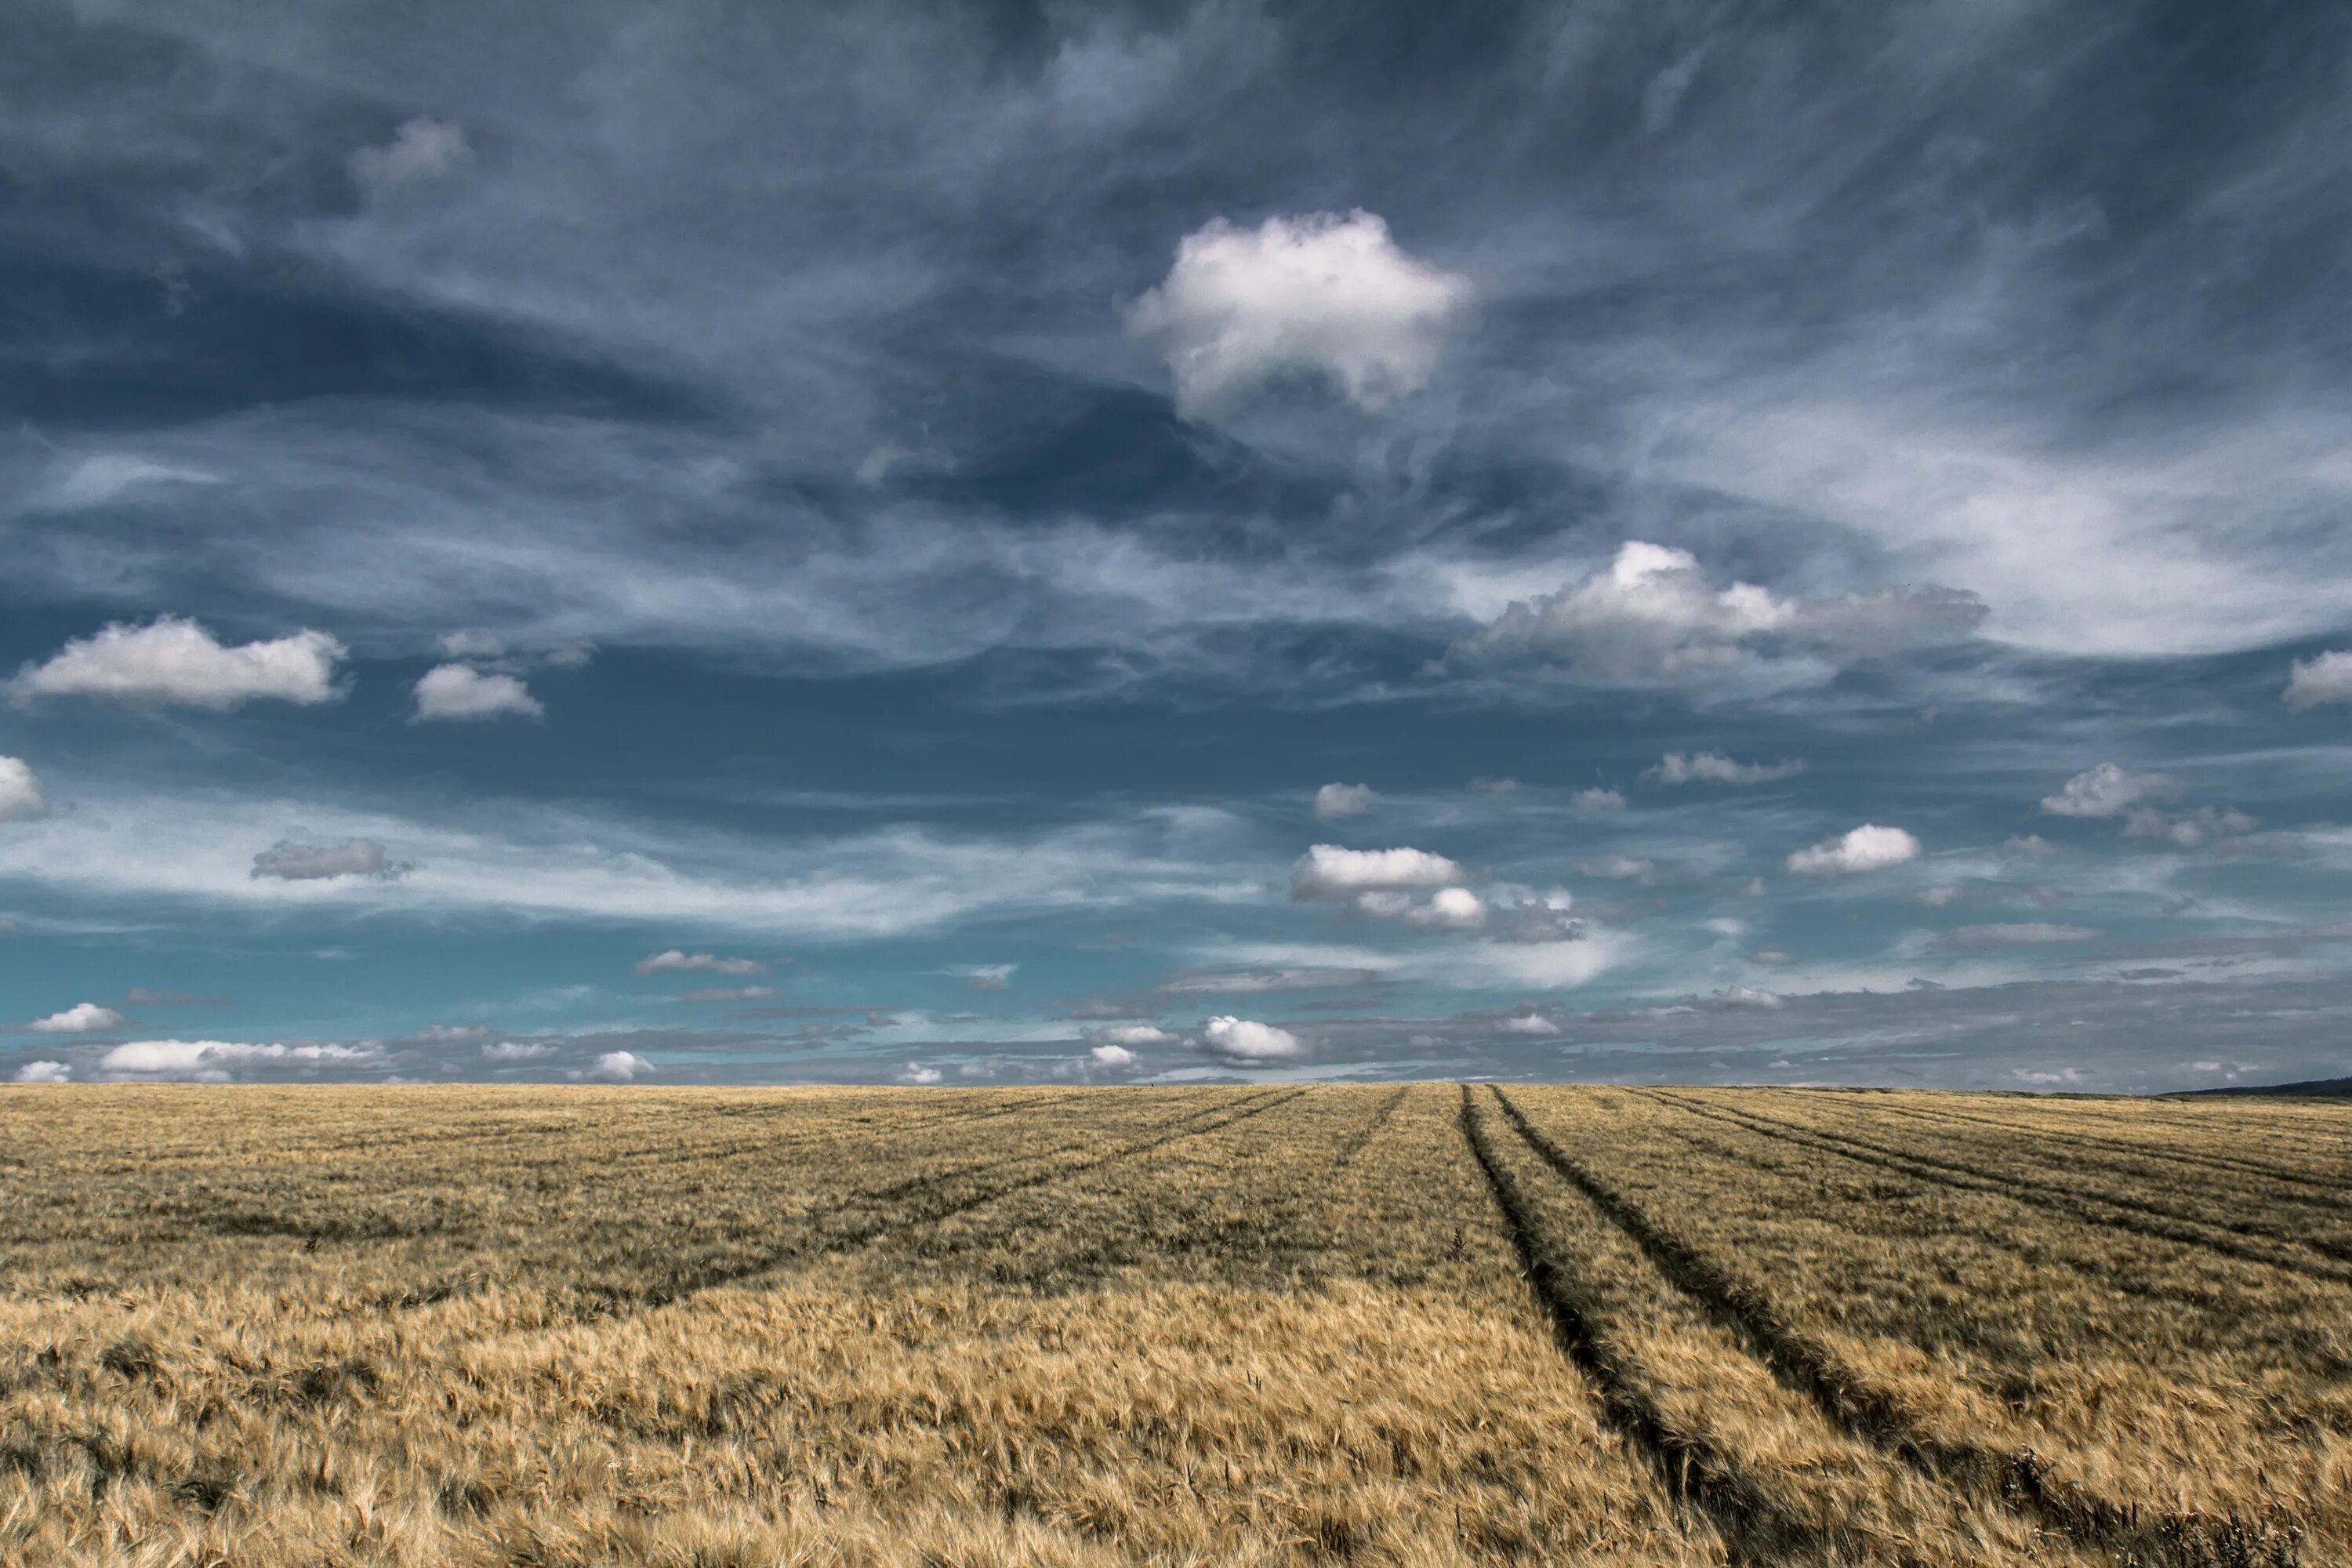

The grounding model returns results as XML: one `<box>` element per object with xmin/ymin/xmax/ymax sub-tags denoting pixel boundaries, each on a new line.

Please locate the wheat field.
<box><xmin>2</xmin><ymin>1084</ymin><xmax>2343</xmax><ymax>1567</ymax></box>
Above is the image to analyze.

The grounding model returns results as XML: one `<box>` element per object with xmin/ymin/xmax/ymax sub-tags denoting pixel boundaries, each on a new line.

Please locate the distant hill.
<box><xmin>2180</xmin><ymin>1075</ymin><xmax>2352</xmax><ymax>1098</ymax></box>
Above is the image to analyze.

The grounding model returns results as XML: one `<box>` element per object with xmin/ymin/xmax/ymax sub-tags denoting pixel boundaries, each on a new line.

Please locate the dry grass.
<box><xmin>2</xmin><ymin>1082</ymin><xmax>2343</xmax><ymax>1566</ymax></box>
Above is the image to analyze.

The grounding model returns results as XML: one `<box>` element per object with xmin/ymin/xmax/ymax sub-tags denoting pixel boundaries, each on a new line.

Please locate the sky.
<box><xmin>3</xmin><ymin>0</ymin><xmax>2350</xmax><ymax>1092</ymax></box>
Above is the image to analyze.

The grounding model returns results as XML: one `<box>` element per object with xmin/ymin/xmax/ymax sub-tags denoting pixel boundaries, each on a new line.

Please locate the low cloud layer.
<box><xmin>252</xmin><ymin>837</ymin><xmax>412</xmax><ymax>881</ymax></box>
<box><xmin>1457</xmin><ymin>544</ymin><xmax>1984</xmax><ymax>689</ymax></box>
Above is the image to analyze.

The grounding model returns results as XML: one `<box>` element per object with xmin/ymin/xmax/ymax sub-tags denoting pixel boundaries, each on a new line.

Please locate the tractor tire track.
<box><xmin>1617</xmin><ymin>1110</ymin><xmax>2271</xmax><ymax>1322</ymax></box>
<box><xmin>1333</xmin><ymin>1085</ymin><xmax>1410</xmax><ymax>1171</ymax></box>
<box><xmin>1461</xmin><ymin>1086</ymin><xmax>1819</xmax><ymax>1568</ymax></box>
<box><xmin>1486</xmin><ymin>1088</ymin><xmax>2205</xmax><ymax>1563</ymax></box>
<box><xmin>1643</xmin><ymin>1091</ymin><xmax>2352</xmax><ymax>1290</ymax></box>
<box><xmin>1844</xmin><ymin>1100</ymin><xmax>2352</xmax><ymax>1209</ymax></box>
<box><xmin>655</xmin><ymin>1088</ymin><xmax>1311</xmax><ymax>1301</ymax></box>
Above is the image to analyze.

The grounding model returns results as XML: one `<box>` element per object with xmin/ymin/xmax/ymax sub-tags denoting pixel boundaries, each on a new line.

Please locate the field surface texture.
<box><xmin>2</xmin><ymin>1085</ymin><xmax>2343</xmax><ymax>1568</ymax></box>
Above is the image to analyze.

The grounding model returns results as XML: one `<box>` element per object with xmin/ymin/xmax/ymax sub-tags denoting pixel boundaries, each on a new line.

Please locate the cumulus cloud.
<box><xmin>1456</xmin><ymin>543</ymin><xmax>1984</xmax><ymax>688</ymax></box>
<box><xmin>1091</xmin><ymin>1024</ymin><xmax>1176</xmax><ymax>1048</ymax></box>
<box><xmin>413</xmin><ymin>663</ymin><xmax>543</xmax><ymax>721</ymax></box>
<box><xmin>1128</xmin><ymin>210</ymin><xmax>1470</xmax><ymax>418</ymax></box>
<box><xmin>681</xmin><ymin>985</ymin><xmax>779</xmax><ymax>1003</ymax></box>
<box><xmin>964</xmin><ymin>964</ymin><xmax>1016</xmax><ymax>992</ymax></box>
<box><xmin>0</xmin><ymin>757</ymin><xmax>48</xmax><ymax>822</ymax></box>
<box><xmin>1581</xmin><ymin>855</ymin><xmax>1657</xmax><ymax>884</ymax></box>
<box><xmin>350</xmin><ymin>117</ymin><xmax>471</xmax><ymax>196</ymax></box>
<box><xmin>897</xmin><ymin>1063</ymin><xmax>944</xmax><ymax>1084</ymax></box>
<box><xmin>2285</xmin><ymin>651</ymin><xmax>2352</xmax><ymax>711</ymax></box>
<box><xmin>1201</xmin><ymin>1015</ymin><xmax>1303</xmax><ymax>1062</ymax></box>
<box><xmin>2002</xmin><ymin>834</ymin><xmax>2057</xmax><ymax>858</ymax></box>
<box><xmin>251</xmin><ymin>837</ymin><xmax>412</xmax><ymax>881</ymax></box>
<box><xmin>1649</xmin><ymin>752</ymin><xmax>1806</xmax><ymax>786</ymax></box>
<box><xmin>482</xmin><ymin>1040</ymin><xmax>558</xmax><ymax>1062</ymax></box>
<box><xmin>587</xmin><ymin>1050</ymin><xmax>655</xmax><ymax>1081</ymax></box>
<box><xmin>27</xmin><ymin>1003</ymin><xmax>124</xmax><ymax>1034</ymax></box>
<box><xmin>2040</xmin><ymin>763</ymin><xmax>2173</xmax><ymax>818</ymax></box>
<box><xmin>1497</xmin><ymin>1012</ymin><xmax>1559</xmax><ymax>1035</ymax></box>
<box><xmin>413</xmin><ymin>1023</ymin><xmax>488</xmax><ymax>1043</ymax></box>
<box><xmin>13</xmin><ymin>1060</ymin><xmax>70</xmax><ymax>1083</ymax></box>
<box><xmin>1938</xmin><ymin>923</ymin><xmax>2099</xmax><ymax>949</ymax></box>
<box><xmin>1352</xmin><ymin>885</ymin><xmax>1487</xmax><ymax>929</ymax></box>
<box><xmin>9</xmin><ymin>618</ymin><xmax>345</xmax><ymax>710</ymax></box>
<box><xmin>1290</xmin><ymin>844</ymin><xmax>1465</xmax><ymax>899</ymax></box>
<box><xmin>1914</xmin><ymin>885</ymin><xmax>1965</xmax><ymax>907</ymax></box>
<box><xmin>1088</xmin><ymin>1044</ymin><xmax>1138</xmax><ymax>1066</ymax></box>
<box><xmin>1570</xmin><ymin>787</ymin><xmax>1625</xmax><ymax>815</ymax></box>
<box><xmin>636</xmin><ymin>950</ymin><xmax>769</xmax><ymax>977</ymax></box>
<box><xmin>100</xmin><ymin>1040</ymin><xmax>379</xmax><ymax>1077</ymax></box>
<box><xmin>1787</xmin><ymin>824</ymin><xmax>1922</xmax><ymax>876</ymax></box>
<box><xmin>1312</xmin><ymin>782</ymin><xmax>1378</xmax><ymax>820</ymax></box>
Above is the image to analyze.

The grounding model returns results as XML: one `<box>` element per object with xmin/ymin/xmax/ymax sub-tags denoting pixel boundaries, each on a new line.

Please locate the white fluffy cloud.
<box><xmin>482</xmin><ymin>1040</ymin><xmax>558</xmax><ymax>1062</ymax></box>
<box><xmin>13</xmin><ymin>1060</ymin><xmax>70</xmax><ymax>1083</ymax></box>
<box><xmin>1091</xmin><ymin>1024</ymin><xmax>1175</xmax><ymax>1049</ymax></box>
<box><xmin>27</xmin><ymin>1003</ymin><xmax>124</xmax><ymax>1034</ymax></box>
<box><xmin>636</xmin><ymin>949</ymin><xmax>769</xmax><ymax>977</ymax></box>
<box><xmin>1581</xmin><ymin>855</ymin><xmax>1657</xmax><ymax>883</ymax></box>
<box><xmin>1352</xmin><ymin>885</ymin><xmax>1487</xmax><ymax>929</ymax></box>
<box><xmin>1497</xmin><ymin>1013</ymin><xmax>1559</xmax><ymax>1036</ymax></box>
<box><xmin>1569</xmin><ymin>787</ymin><xmax>1626</xmax><ymax>815</ymax></box>
<box><xmin>252</xmin><ymin>837</ymin><xmax>412</xmax><ymax>881</ymax></box>
<box><xmin>1312</xmin><ymin>782</ymin><xmax>1378</xmax><ymax>820</ymax></box>
<box><xmin>1201</xmin><ymin>1015</ymin><xmax>1302</xmax><ymax>1062</ymax></box>
<box><xmin>0</xmin><ymin>757</ymin><xmax>48</xmax><ymax>822</ymax></box>
<box><xmin>350</xmin><ymin>117</ymin><xmax>471</xmax><ymax>195</ymax></box>
<box><xmin>101</xmin><ymin>1040</ymin><xmax>379</xmax><ymax>1077</ymax></box>
<box><xmin>2040</xmin><ymin>762</ymin><xmax>2174</xmax><ymax>818</ymax></box>
<box><xmin>1457</xmin><ymin>543</ymin><xmax>1984</xmax><ymax>688</ymax></box>
<box><xmin>1088</xmin><ymin>1044</ymin><xmax>1138</xmax><ymax>1066</ymax></box>
<box><xmin>897</xmin><ymin>1063</ymin><xmax>944</xmax><ymax>1084</ymax></box>
<box><xmin>2284</xmin><ymin>651</ymin><xmax>2352</xmax><ymax>711</ymax></box>
<box><xmin>9</xmin><ymin>618</ymin><xmax>345</xmax><ymax>710</ymax></box>
<box><xmin>413</xmin><ymin>663</ymin><xmax>543</xmax><ymax>721</ymax></box>
<box><xmin>1290</xmin><ymin>844</ymin><xmax>1465</xmax><ymax>899</ymax></box>
<box><xmin>964</xmin><ymin>964</ymin><xmax>1016</xmax><ymax>992</ymax></box>
<box><xmin>1128</xmin><ymin>211</ymin><xmax>1470</xmax><ymax>418</ymax></box>
<box><xmin>588</xmin><ymin>1050</ymin><xmax>656</xmax><ymax>1081</ymax></box>
<box><xmin>1787</xmin><ymin>824</ymin><xmax>1922</xmax><ymax>876</ymax></box>
<box><xmin>1649</xmin><ymin>751</ymin><xmax>1806</xmax><ymax>786</ymax></box>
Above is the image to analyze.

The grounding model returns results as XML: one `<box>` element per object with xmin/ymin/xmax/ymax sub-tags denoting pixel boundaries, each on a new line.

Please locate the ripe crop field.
<box><xmin>2</xmin><ymin>1085</ymin><xmax>2344</xmax><ymax>1567</ymax></box>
